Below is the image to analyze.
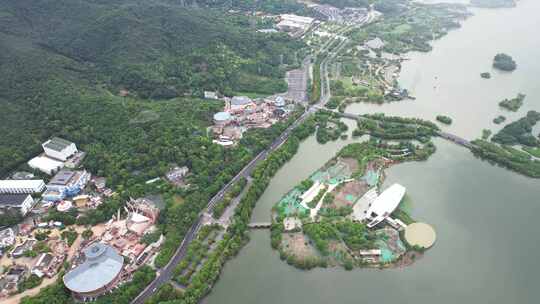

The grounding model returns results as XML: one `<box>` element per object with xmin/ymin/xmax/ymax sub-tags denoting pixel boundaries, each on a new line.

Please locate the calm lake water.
<box><xmin>204</xmin><ymin>1</ymin><xmax>540</xmax><ymax>303</ymax></box>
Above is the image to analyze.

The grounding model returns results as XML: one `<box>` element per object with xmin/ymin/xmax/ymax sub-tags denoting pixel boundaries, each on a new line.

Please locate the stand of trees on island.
<box><xmin>472</xmin><ymin>112</ymin><xmax>540</xmax><ymax>178</ymax></box>
<box><xmin>493</xmin><ymin>115</ymin><xmax>506</xmax><ymax>124</ymax></box>
<box><xmin>314</xmin><ymin>111</ymin><xmax>349</xmax><ymax>144</ymax></box>
<box><xmin>436</xmin><ymin>115</ymin><xmax>453</xmax><ymax>125</ymax></box>
<box><xmin>493</xmin><ymin>53</ymin><xmax>517</xmax><ymax>71</ymax></box>
<box><xmin>491</xmin><ymin>111</ymin><xmax>540</xmax><ymax>147</ymax></box>
<box><xmin>353</xmin><ymin>114</ymin><xmax>439</xmax><ymax>143</ymax></box>
<box><xmin>499</xmin><ymin>93</ymin><xmax>526</xmax><ymax>112</ymax></box>
<box><xmin>471</xmin><ymin>140</ymin><xmax>540</xmax><ymax>178</ymax></box>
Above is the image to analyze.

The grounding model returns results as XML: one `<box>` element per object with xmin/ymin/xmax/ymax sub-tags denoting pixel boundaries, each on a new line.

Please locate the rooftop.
<box><xmin>28</xmin><ymin>156</ymin><xmax>63</xmax><ymax>172</ymax></box>
<box><xmin>49</xmin><ymin>170</ymin><xmax>76</xmax><ymax>186</ymax></box>
<box><xmin>0</xmin><ymin>179</ymin><xmax>45</xmax><ymax>190</ymax></box>
<box><xmin>0</xmin><ymin>194</ymin><xmax>31</xmax><ymax>207</ymax></box>
<box><xmin>280</xmin><ymin>14</ymin><xmax>314</xmax><ymax>25</ymax></box>
<box><xmin>366</xmin><ymin>37</ymin><xmax>385</xmax><ymax>50</ymax></box>
<box><xmin>214</xmin><ymin>111</ymin><xmax>232</xmax><ymax>121</ymax></box>
<box><xmin>63</xmin><ymin>242</ymin><xmax>124</xmax><ymax>293</ymax></box>
<box><xmin>43</xmin><ymin>137</ymin><xmax>74</xmax><ymax>152</ymax></box>
<box><xmin>231</xmin><ymin>96</ymin><xmax>252</xmax><ymax>106</ymax></box>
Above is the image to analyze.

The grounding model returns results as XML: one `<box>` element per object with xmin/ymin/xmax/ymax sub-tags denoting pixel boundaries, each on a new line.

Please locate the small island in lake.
<box><xmin>493</xmin><ymin>53</ymin><xmax>517</xmax><ymax>71</ymax></box>
<box><xmin>270</xmin><ymin>139</ymin><xmax>437</xmax><ymax>270</ymax></box>
<box><xmin>499</xmin><ymin>93</ymin><xmax>525</xmax><ymax>111</ymax></box>
<box><xmin>480</xmin><ymin>72</ymin><xmax>491</xmax><ymax>79</ymax></box>
<box><xmin>493</xmin><ymin>115</ymin><xmax>506</xmax><ymax>124</ymax></box>
<box><xmin>436</xmin><ymin>115</ymin><xmax>453</xmax><ymax>125</ymax></box>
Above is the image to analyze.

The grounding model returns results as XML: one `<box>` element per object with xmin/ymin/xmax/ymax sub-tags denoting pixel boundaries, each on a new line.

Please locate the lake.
<box><xmin>204</xmin><ymin>1</ymin><xmax>540</xmax><ymax>303</ymax></box>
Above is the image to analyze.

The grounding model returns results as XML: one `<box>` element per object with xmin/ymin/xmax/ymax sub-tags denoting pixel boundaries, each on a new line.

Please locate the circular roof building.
<box><xmin>213</xmin><ymin>111</ymin><xmax>232</xmax><ymax>125</ymax></box>
<box><xmin>63</xmin><ymin>243</ymin><xmax>124</xmax><ymax>300</ymax></box>
<box><xmin>404</xmin><ymin>222</ymin><xmax>436</xmax><ymax>249</ymax></box>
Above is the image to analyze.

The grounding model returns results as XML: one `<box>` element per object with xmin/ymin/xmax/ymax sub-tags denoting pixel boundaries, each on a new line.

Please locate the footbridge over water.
<box><xmin>436</xmin><ymin>131</ymin><xmax>473</xmax><ymax>149</ymax></box>
<box><xmin>321</xmin><ymin>109</ymin><xmax>474</xmax><ymax>149</ymax></box>
<box><xmin>248</xmin><ymin>222</ymin><xmax>272</xmax><ymax>229</ymax></box>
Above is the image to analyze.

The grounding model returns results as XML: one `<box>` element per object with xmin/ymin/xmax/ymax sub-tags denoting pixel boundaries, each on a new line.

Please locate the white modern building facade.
<box><xmin>42</xmin><ymin>137</ymin><xmax>78</xmax><ymax>161</ymax></box>
<box><xmin>0</xmin><ymin>180</ymin><xmax>45</xmax><ymax>194</ymax></box>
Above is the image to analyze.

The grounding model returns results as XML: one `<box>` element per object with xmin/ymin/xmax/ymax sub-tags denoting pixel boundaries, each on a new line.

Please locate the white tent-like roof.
<box><xmin>28</xmin><ymin>156</ymin><xmax>63</xmax><ymax>175</ymax></box>
<box><xmin>366</xmin><ymin>183</ymin><xmax>406</xmax><ymax>228</ymax></box>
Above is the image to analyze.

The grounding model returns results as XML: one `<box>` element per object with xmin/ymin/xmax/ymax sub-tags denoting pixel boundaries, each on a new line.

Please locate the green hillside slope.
<box><xmin>0</xmin><ymin>0</ymin><xmax>305</xmax><ymax>176</ymax></box>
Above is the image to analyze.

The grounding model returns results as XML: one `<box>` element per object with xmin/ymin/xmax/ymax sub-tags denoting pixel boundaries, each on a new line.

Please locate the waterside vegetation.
<box><xmin>499</xmin><ymin>93</ymin><xmax>526</xmax><ymax>112</ymax></box>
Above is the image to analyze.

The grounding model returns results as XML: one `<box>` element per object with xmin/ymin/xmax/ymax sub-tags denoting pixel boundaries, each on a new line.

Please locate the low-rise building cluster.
<box><xmin>63</xmin><ymin>198</ymin><xmax>162</xmax><ymax>301</ymax></box>
<box><xmin>0</xmin><ymin>232</ymin><xmax>67</xmax><ymax>297</ymax></box>
<box><xmin>212</xmin><ymin>95</ymin><xmax>293</xmax><ymax>146</ymax></box>
<box><xmin>0</xmin><ymin>136</ymin><xmax>136</xmax><ymax>300</ymax></box>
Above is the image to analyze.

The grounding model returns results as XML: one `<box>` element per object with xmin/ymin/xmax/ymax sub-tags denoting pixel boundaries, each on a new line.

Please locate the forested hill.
<box><xmin>0</xmin><ymin>0</ymin><xmax>304</xmax><ymax>98</ymax></box>
<box><xmin>0</xmin><ymin>0</ymin><xmax>305</xmax><ymax>177</ymax></box>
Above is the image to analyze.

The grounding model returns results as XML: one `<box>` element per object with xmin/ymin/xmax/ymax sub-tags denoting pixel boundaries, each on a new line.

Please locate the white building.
<box><xmin>213</xmin><ymin>112</ymin><xmax>232</xmax><ymax>126</ymax></box>
<box><xmin>277</xmin><ymin>14</ymin><xmax>314</xmax><ymax>33</ymax></box>
<box><xmin>0</xmin><ymin>180</ymin><xmax>45</xmax><ymax>194</ymax></box>
<box><xmin>365</xmin><ymin>37</ymin><xmax>385</xmax><ymax>50</ymax></box>
<box><xmin>0</xmin><ymin>194</ymin><xmax>35</xmax><ymax>216</ymax></box>
<box><xmin>42</xmin><ymin>137</ymin><xmax>78</xmax><ymax>161</ymax></box>
<box><xmin>230</xmin><ymin>96</ymin><xmax>254</xmax><ymax>111</ymax></box>
<box><xmin>280</xmin><ymin>14</ymin><xmax>315</xmax><ymax>27</ymax></box>
<box><xmin>366</xmin><ymin>183</ymin><xmax>406</xmax><ymax>228</ymax></box>
<box><xmin>28</xmin><ymin>156</ymin><xmax>64</xmax><ymax>175</ymax></box>
<box><xmin>204</xmin><ymin>91</ymin><xmax>218</xmax><ymax>100</ymax></box>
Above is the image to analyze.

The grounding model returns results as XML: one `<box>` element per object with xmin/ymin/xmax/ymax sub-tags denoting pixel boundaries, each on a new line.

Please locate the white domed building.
<box><xmin>63</xmin><ymin>243</ymin><xmax>124</xmax><ymax>301</ymax></box>
<box><xmin>213</xmin><ymin>112</ymin><xmax>232</xmax><ymax>126</ymax></box>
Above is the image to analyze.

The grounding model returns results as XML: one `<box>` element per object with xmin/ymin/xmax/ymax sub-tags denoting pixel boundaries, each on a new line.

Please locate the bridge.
<box><xmin>436</xmin><ymin>131</ymin><xmax>473</xmax><ymax>148</ymax></box>
<box><xmin>247</xmin><ymin>222</ymin><xmax>272</xmax><ymax>229</ymax></box>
